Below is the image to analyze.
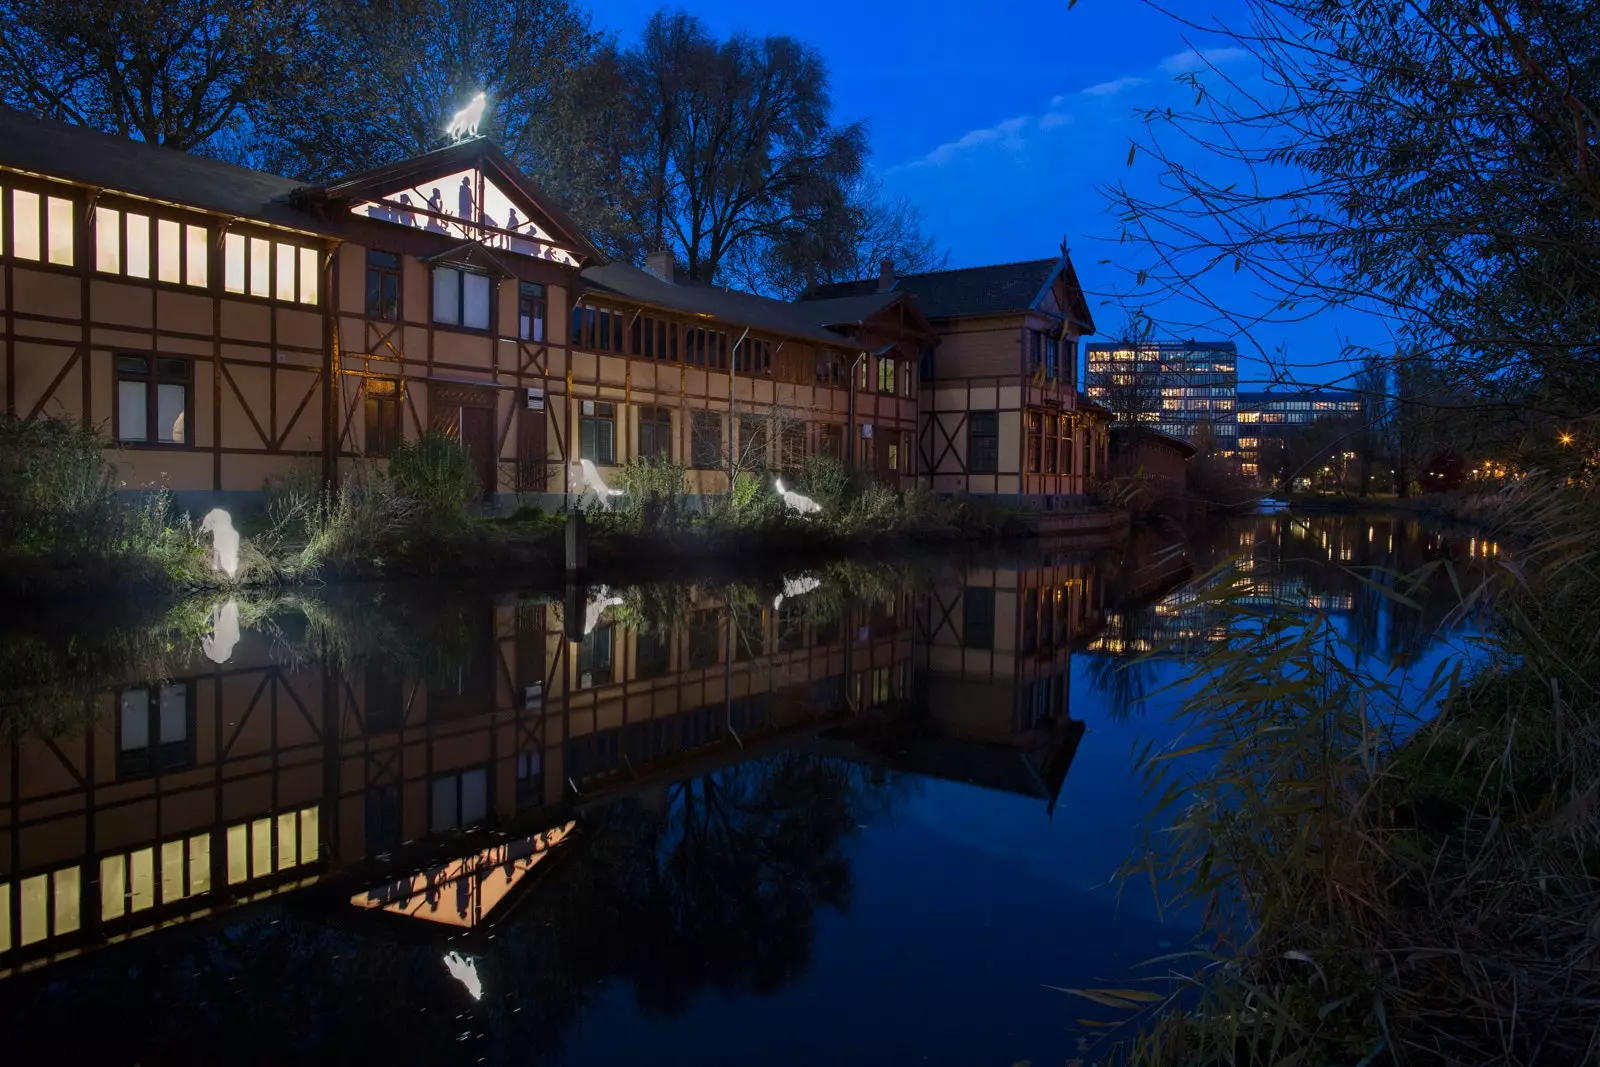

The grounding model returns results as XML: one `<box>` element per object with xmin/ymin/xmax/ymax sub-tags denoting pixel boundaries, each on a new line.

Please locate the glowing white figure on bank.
<box><xmin>773</xmin><ymin>477</ymin><xmax>821</xmax><ymax>515</ymax></box>
<box><xmin>443</xmin><ymin>951</ymin><xmax>484</xmax><ymax>1000</ymax></box>
<box><xmin>203</xmin><ymin>598</ymin><xmax>240</xmax><ymax>664</ymax></box>
<box><xmin>585</xmin><ymin>586</ymin><xmax>624</xmax><ymax>635</ymax></box>
<box><xmin>200</xmin><ymin>508</ymin><xmax>240</xmax><ymax>578</ymax></box>
<box><xmin>772</xmin><ymin>575</ymin><xmax>821</xmax><ymax>610</ymax></box>
<box><xmin>446</xmin><ymin>91</ymin><xmax>487</xmax><ymax>142</ymax></box>
<box><xmin>570</xmin><ymin>459</ymin><xmax>625</xmax><ymax>511</ymax></box>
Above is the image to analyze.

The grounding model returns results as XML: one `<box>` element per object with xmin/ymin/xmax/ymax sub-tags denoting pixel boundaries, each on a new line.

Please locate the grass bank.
<box><xmin>0</xmin><ymin>417</ymin><xmax>1064</xmax><ymax>599</ymax></box>
<box><xmin>1085</xmin><ymin>478</ymin><xmax>1598</xmax><ymax>1066</ymax></box>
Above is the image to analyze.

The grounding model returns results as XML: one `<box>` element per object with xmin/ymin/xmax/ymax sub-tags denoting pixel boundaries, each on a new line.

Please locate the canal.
<box><xmin>0</xmin><ymin>513</ymin><xmax>1491</xmax><ymax>1065</ymax></box>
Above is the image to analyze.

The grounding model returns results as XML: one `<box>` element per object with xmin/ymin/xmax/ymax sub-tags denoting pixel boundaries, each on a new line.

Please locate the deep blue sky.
<box><xmin>595</xmin><ymin>0</ymin><xmax>1379</xmax><ymax>387</ymax></box>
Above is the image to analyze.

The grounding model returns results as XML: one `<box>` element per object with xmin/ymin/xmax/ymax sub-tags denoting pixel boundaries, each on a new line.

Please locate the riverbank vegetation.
<box><xmin>0</xmin><ymin>418</ymin><xmax>1019</xmax><ymax>598</ymax></box>
<box><xmin>1086</xmin><ymin>0</ymin><xmax>1600</xmax><ymax>1060</ymax></box>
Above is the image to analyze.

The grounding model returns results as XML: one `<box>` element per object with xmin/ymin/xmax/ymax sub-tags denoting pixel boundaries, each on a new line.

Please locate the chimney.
<box><xmin>644</xmin><ymin>250</ymin><xmax>676</xmax><ymax>284</ymax></box>
<box><xmin>878</xmin><ymin>258</ymin><xmax>895</xmax><ymax>293</ymax></box>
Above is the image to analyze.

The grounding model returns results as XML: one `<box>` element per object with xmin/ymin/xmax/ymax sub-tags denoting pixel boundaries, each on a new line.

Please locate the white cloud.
<box><xmin>1038</xmin><ymin>111</ymin><xmax>1073</xmax><ymax>130</ymax></box>
<box><xmin>1158</xmin><ymin>46</ymin><xmax>1248</xmax><ymax>75</ymax></box>
<box><xmin>1081</xmin><ymin>76</ymin><xmax>1148</xmax><ymax>97</ymax></box>
<box><xmin>899</xmin><ymin>114</ymin><xmax>1033</xmax><ymax>168</ymax></box>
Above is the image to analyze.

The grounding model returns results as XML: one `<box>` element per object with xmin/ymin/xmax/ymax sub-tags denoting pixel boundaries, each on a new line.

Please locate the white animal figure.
<box><xmin>443</xmin><ymin>951</ymin><xmax>484</xmax><ymax>1001</ymax></box>
<box><xmin>773</xmin><ymin>477</ymin><xmax>822</xmax><ymax>515</ymax></box>
<box><xmin>446</xmin><ymin>91</ymin><xmax>487</xmax><ymax>141</ymax></box>
<box><xmin>202</xmin><ymin>598</ymin><xmax>240</xmax><ymax>664</ymax></box>
<box><xmin>584</xmin><ymin>586</ymin><xmax>624</xmax><ymax>636</ymax></box>
<box><xmin>773</xmin><ymin>575</ymin><xmax>821</xmax><ymax>611</ymax></box>
<box><xmin>570</xmin><ymin>458</ymin><xmax>625</xmax><ymax>512</ymax></box>
<box><xmin>199</xmin><ymin>508</ymin><xmax>240</xmax><ymax>578</ymax></box>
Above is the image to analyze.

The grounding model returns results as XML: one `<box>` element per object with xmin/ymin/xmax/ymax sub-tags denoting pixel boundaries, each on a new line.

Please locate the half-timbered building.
<box><xmin>808</xmin><ymin>257</ymin><xmax>1111</xmax><ymax>504</ymax></box>
<box><xmin>0</xmin><ymin>108</ymin><xmax>936</xmax><ymax>507</ymax></box>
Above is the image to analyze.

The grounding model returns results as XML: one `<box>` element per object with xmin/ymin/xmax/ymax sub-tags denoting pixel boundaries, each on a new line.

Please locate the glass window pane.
<box><xmin>122</xmin><ymin>214</ymin><xmax>152</xmax><ymax>281</ymax></box>
<box><xmin>189</xmin><ymin>833</ymin><xmax>211</xmax><ymax>895</ymax></box>
<box><xmin>157</xmin><ymin>218</ymin><xmax>181</xmax><ymax>283</ymax></box>
<box><xmin>95</xmin><ymin>207</ymin><xmax>120</xmax><ymax>273</ymax></box>
<box><xmin>463</xmin><ymin>272</ymin><xmax>490</xmax><ymax>329</ymax></box>
<box><xmin>224</xmin><ymin>232</ymin><xmax>245</xmax><ymax>292</ymax></box>
<box><xmin>298</xmin><ymin>807</ymin><xmax>318</xmax><ymax>865</ymax></box>
<box><xmin>157</xmin><ymin>383</ymin><xmax>186</xmax><ymax>444</ymax></box>
<box><xmin>298</xmin><ymin>246</ymin><xmax>318</xmax><ymax>304</ymax></box>
<box><xmin>159</xmin><ymin>683</ymin><xmax>187</xmax><ymax>741</ymax></box>
<box><xmin>46</xmin><ymin>197</ymin><xmax>73</xmax><ymax>266</ymax></box>
<box><xmin>185</xmin><ymin>224</ymin><xmax>207</xmax><ymax>287</ymax></box>
<box><xmin>12</xmin><ymin>189</ymin><xmax>41</xmax><ymax>260</ymax></box>
<box><xmin>20</xmin><ymin>874</ymin><xmax>47</xmax><ymax>945</ymax></box>
<box><xmin>55</xmin><ymin>869</ymin><xmax>82</xmax><ymax>934</ymax></box>
<box><xmin>250</xmin><ymin>817</ymin><xmax>271</xmax><ymax>878</ymax></box>
<box><xmin>276</xmin><ymin>811</ymin><xmax>298</xmax><ymax>871</ymax></box>
<box><xmin>129</xmin><ymin>847</ymin><xmax>154</xmax><ymax>911</ymax></box>
<box><xmin>248</xmin><ymin>237</ymin><xmax>270</xmax><ymax>298</ymax></box>
<box><xmin>431</xmin><ymin>776</ymin><xmax>457</xmax><ymax>831</ymax></box>
<box><xmin>460</xmin><ymin>768</ymin><xmax>488</xmax><ymax>826</ymax></box>
<box><xmin>0</xmin><ymin>883</ymin><xmax>8</xmax><ymax>954</ymax></box>
<box><xmin>226</xmin><ymin>824</ymin><xmax>248</xmax><ymax>885</ymax></box>
<box><xmin>120</xmin><ymin>689</ymin><xmax>149</xmax><ymax>749</ymax></box>
<box><xmin>100</xmin><ymin>857</ymin><xmax>126</xmax><ymax>920</ymax></box>
<box><xmin>432</xmin><ymin>268</ymin><xmax>459</xmax><ymax>325</ymax></box>
<box><xmin>275</xmin><ymin>242</ymin><xmax>296</xmax><ymax>301</ymax></box>
<box><xmin>161</xmin><ymin>839</ymin><xmax>184</xmax><ymax>902</ymax></box>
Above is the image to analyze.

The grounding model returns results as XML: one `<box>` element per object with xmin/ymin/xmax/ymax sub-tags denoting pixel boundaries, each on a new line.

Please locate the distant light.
<box><xmin>1559</xmin><ymin>432</ymin><xmax>1574</xmax><ymax>446</ymax></box>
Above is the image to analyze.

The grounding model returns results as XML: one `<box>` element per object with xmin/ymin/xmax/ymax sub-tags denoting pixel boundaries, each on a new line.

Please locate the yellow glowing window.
<box><xmin>248</xmin><ymin>237</ymin><xmax>270</xmax><ymax>298</ymax></box>
<box><xmin>226</xmin><ymin>823</ymin><xmax>249</xmax><ymax>885</ymax></box>
<box><xmin>96</xmin><ymin>207</ymin><xmax>121</xmax><ymax>273</ymax></box>
<box><xmin>251</xmin><ymin>817</ymin><xmax>272</xmax><ymax>877</ymax></box>
<box><xmin>157</xmin><ymin>218</ymin><xmax>182</xmax><ymax>283</ymax></box>
<box><xmin>99</xmin><ymin>856</ymin><xmax>126</xmax><ymax>920</ymax></box>
<box><xmin>46</xmin><ymin>196</ymin><xmax>74</xmax><ymax>265</ymax></box>
<box><xmin>12</xmin><ymin>189</ymin><xmax>41</xmax><ymax>260</ymax></box>
<box><xmin>129</xmin><ymin>847</ymin><xmax>155</xmax><ymax>912</ymax></box>
<box><xmin>185</xmin><ymin>224</ymin><xmax>208</xmax><ymax>287</ymax></box>
<box><xmin>298</xmin><ymin>246</ymin><xmax>318</xmax><ymax>304</ymax></box>
<box><xmin>299</xmin><ymin>807</ymin><xmax>319</xmax><ymax>864</ymax></box>
<box><xmin>161</xmin><ymin>839</ymin><xmax>185</xmax><ymax>903</ymax></box>
<box><xmin>275</xmin><ymin>242</ymin><xmax>296</xmax><ymax>302</ymax></box>
<box><xmin>224</xmin><ymin>233</ymin><xmax>246</xmax><ymax>292</ymax></box>
<box><xmin>0</xmin><ymin>882</ymin><xmax>8</xmax><ymax>953</ymax></box>
<box><xmin>126</xmin><ymin>213</ymin><xmax>151</xmax><ymax>279</ymax></box>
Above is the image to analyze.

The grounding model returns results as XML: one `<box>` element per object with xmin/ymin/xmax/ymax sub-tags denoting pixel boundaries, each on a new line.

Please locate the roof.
<box><xmin>1237</xmin><ymin>388</ymin><xmax>1361</xmax><ymax>405</ymax></box>
<box><xmin>1111</xmin><ymin>423</ymin><xmax>1199</xmax><ymax>458</ymax></box>
<box><xmin>0</xmin><ymin>106</ymin><xmax>313</xmax><ymax>231</ymax></box>
<box><xmin>807</xmin><ymin>258</ymin><xmax>1063</xmax><ymax>320</ymax></box>
<box><xmin>581</xmin><ymin>262</ymin><xmax>919</xmax><ymax>346</ymax></box>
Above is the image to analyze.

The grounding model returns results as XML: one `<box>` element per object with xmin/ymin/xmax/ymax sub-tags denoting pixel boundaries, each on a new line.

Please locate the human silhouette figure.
<box><xmin>397</xmin><ymin>193</ymin><xmax>416</xmax><ymax>227</ymax></box>
<box><xmin>458</xmin><ymin>177</ymin><xmax>475</xmax><ymax>233</ymax></box>
<box><xmin>426</xmin><ymin>187</ymin><xmax>445</xmax><ymax>232</ymax></box>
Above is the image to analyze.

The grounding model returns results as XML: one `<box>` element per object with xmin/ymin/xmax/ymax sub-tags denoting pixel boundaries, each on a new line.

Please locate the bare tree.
<box><xmin>0</xmin><ymin>0</ymin><xmax>307</xmax><ymax>154</ymax></box>
<box><xmin>1102</xmin><ymin>0</ymin><xmax>1600</xmax><ymax>470</ymax></box>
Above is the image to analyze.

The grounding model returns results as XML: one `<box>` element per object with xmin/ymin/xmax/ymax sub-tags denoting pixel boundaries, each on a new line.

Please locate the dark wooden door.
<box><xmin>517</xmin><ymin>405</ymin><xmax>548</xmax><ymax>491</ymax></box>
<box><xmin>460</xmin><ymin>406</ymin><xmax>495</xmax><ymax>500</ymax></box>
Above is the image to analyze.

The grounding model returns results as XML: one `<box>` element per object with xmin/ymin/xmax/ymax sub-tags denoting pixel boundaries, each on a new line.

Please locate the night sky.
<box><xmin>597</xmin><ymin>0</ymin><xmax>1382</xmax><ymax>388</ymax></box>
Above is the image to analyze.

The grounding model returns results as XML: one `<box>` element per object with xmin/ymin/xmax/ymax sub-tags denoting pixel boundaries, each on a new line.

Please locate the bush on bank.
<box><xmin>1095</xmin><ymin>477</ymin><xmax>1599</xmax><ymax>1067</ymax></box>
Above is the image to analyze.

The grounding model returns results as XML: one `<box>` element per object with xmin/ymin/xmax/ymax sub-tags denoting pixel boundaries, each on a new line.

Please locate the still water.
<box><xmin>0</xmin><ymin>514</ymin><xmax>1492</xmax><ymax>1065</ymax></box>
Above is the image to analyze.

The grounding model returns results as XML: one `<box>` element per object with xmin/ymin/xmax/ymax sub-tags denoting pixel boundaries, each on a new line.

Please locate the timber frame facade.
<box><xmin>810</xmin><ymin>258</ymin><xmax>1112</xmax><ymax>504</ymax></box>
<box><xmin>0</xmin><ymin>108</ymin><xmax>1098</xmax><ymax>506</ymax></box>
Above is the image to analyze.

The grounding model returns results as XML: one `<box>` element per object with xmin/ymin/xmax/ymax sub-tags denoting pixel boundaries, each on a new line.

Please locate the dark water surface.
<box><xmin>0</xmin><ymin>514</ymin><xmax>1493</xmax><ymax>1065</ymax></box>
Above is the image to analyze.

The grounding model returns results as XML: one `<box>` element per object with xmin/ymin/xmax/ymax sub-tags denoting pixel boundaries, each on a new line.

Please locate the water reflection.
<box><xmin>0</xmin><ymin>514</ymin><xmax>1492</xmax><ymax>1064</ymax></box>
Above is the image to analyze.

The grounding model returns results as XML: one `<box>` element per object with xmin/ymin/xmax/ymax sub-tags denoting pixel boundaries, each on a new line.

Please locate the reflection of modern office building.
<box><xmin>1236</xmin><ymin>390</ymin><xmax>1363</xmax><ymax>481</ymax></box>
<box><xmin>1084</xmin><ymin>340</ymin><xmax>1238</xmax><ymax>451</ymax></box>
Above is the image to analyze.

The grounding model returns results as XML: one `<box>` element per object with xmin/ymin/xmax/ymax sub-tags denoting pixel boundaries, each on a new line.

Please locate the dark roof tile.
<box><xmin>806</xmin><ymin>258</ymin><xmax>1062</xmax><ymax>320</ymax></box>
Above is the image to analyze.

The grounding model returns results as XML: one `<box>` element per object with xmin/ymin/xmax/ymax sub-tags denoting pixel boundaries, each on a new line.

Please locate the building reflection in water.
<box><xmin>0</xmin><ymin>549</ymin><xmax>1107</xmax><ymax>985</ymax></box>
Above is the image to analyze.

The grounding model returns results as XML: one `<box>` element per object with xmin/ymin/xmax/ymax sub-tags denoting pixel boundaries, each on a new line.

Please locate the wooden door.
<box><xmin>460</xmin><ymin>406</ymin><xmax>495</xmax><ymax>500</ymax></box>
<box><xmin>517</xmin><ymin>405</ymin><xmax>548</xmax><ymax>491</ymax></box>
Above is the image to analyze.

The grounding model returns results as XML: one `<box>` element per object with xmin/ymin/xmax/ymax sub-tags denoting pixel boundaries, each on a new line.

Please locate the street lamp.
<box><xmin>1559</xmin><ymin>432</ymin><xmax>1575</xmax><ymax>446</ymax></box>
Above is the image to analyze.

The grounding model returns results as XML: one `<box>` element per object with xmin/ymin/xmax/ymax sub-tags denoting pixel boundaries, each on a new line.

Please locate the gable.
<box><xmin>314</xmin><ymin>141</ymin><xmax>601</xmax><ymax>267</ymax></box>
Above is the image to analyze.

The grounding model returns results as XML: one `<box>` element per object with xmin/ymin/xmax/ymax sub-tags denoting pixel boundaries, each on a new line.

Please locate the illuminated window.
<box><xmin>99</xmin><ymin>833</ymin><xmax>210</xmax><ymax>920</ymax></box>
<box><xmin>299</xmin><ymin>246</ymin><xmax>318</xmax><ymax>304</ymax></box>
<box><xmin>877</xmin><ymin>357</ymin><xmax>896</xmax><ymax>394</ymax></box>
<box><xmin>11</xmin><ymin>189</ymin><xmax>40</xmax><ymax>260</ymax></box>
<box><xmin>14</xmin><ymin>866</ymin><xmax>81</xmax><ymax>947</ymax></box>
<box><xmin>249</xmin><ymin>237</ymin><xmax>270</xmax><ymax>297</ymax></box>
<box><xmin>95</xmin><ymin>207</ymin><xmax>121</xmax><ymax>273</ymax></box>
<box><xmin>224</xmin><ymin>232</ymin><xmax>316</xmax><ymax>303</ymax></box>
<box><xmin>187</xmin><ymin>225</ymin><xmax>208</xmax><ymax>286</ymax></box>
<box><xmin>116</xmin><ymin>355</ymin><xmax>190</xmax><ymax>448</ymax></box>
<box><xmin>226</xmin><ymin>806</ymin><xmax>319</xmax><ymax>885</ymax></box>
<box><xmin>158</xmin><ymin>219</ymin><xmax>183</xmax><ymax>283</ymax></box>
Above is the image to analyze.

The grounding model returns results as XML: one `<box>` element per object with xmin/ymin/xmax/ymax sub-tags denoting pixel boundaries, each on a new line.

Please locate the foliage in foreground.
<box><xmin>1094</xmin><ymin>478</ymin><xmax>1599</xmax><ymax>1067</ymax></box>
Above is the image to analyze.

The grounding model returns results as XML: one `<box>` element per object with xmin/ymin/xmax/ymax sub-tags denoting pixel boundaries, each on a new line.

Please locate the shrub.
<box><xmin>388</xmin><ymin>429</ymin><xmax>478</xmax><ymax>523</ymax></box>
<box><xmin>728</xmin><ymin>471</ymin><xmax>788</xmax><ymax>528</ymax></box>
<box><xmin>797</xmin><ymin>454</ymin><xmax>858</xmax><ymax>513</ymax></box>
<box><xmin>612</xmin><ymin>456</ymin><xmax>691</xmax><ymax>533</ymax></box>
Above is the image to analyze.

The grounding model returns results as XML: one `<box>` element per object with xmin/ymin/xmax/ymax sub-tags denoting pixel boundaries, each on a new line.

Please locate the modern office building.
<box><xmin>1083</xmin><ymin>339</ymin><xmax>1238</xmax><ymax>453</ymax></box>
<box><xmin>1236</xmin><ymin>389</ymin><xmax>1363</xmax><ymax>481</ymax></box>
